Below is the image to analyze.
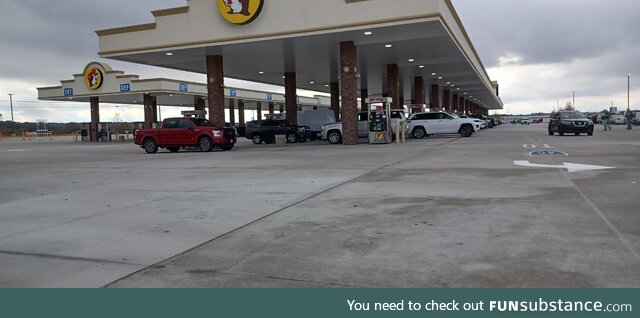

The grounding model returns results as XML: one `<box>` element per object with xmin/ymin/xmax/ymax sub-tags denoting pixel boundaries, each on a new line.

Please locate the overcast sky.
<box><xmin>1</xmin><ymin>0</ymin><xmax>639</xmax><ymax>122</ymax></box>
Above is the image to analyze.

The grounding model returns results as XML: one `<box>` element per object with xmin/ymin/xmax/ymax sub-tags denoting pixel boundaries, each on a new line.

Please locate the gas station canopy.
<box><xmin>96</xmin><ymin>0</ymin><xmax>502</xmax><ymax>110</ymax></box>
<box><xmin>37</xmin><ymin>62</ymin><xmax>330</xmax><ymax>109</ymax></box>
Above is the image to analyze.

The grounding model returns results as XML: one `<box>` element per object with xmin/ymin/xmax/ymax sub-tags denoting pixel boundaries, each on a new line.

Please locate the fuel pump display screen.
<box><xmin>369</xmin><ymin>106</ymin><xmax>387</xmax><ymax>132</ymax></box>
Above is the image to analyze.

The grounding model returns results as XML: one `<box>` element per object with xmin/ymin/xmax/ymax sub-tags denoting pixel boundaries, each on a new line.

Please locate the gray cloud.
<box><xmin>454</xmin><ymin>0</ymin><xmax>640</xmax><ymax>68</ymax></box>
<box><xmin>0</xmin><ymin>0</ymin><xmax>186</xmax><ymax>84</ymax></box>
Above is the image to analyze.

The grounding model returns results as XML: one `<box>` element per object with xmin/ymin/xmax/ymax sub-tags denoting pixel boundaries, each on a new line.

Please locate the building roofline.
<box><xmin>151</xmin><ymin>6</ymin><xmax>189</xmax><ymax>18</ymax></box>
<box><xmin>97</xmin><ymin>14</ymin><xmax>440</xmax><ymax>56</ymax></box>
<box><xmin>96</xmin><ymin>23</ymin><xmax>157</xmax><ymax>37</ymax></box>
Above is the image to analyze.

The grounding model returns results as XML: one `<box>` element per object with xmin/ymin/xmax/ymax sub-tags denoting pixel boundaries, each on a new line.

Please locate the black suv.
<box><xmin>548</xmin><ymin>110</ymin><xmax>594</xmax><ymax>136</ymax></box>
<box><xmin>245</xmin><ymin>119</ymin><xmax>311</xmax><ymax>144</ymax></box>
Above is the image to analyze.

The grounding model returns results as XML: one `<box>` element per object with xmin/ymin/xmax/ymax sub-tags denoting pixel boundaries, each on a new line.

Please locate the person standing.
<box><xmin>625</xmin><ymin>109</ymin><xmax>636</xmax><ymax>130</ymax></box>
<box><xmin>601</xmin><ymin>109</ymin><xmax>611</xmax><ymax>131</ymax></box>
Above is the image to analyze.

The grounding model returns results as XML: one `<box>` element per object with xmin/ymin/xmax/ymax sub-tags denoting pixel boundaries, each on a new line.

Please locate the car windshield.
<box><xmin>192</xmin><ymin>118</ymin><xmax>214</xmax><ymax>127</ymax></box>
<box><xmin>446</xmin><ymin>112</ymin><xmax>460</xmax><ymax>119</ymax></box>
<box><xmin>560</xmin><ymin>112</ymin><xmax>587</xmax><ymax>119</ymax></box>
<box><xmin>391</xmin><ymin>111</ymin><xmax>407</xmax><ymax>119</ymax></box>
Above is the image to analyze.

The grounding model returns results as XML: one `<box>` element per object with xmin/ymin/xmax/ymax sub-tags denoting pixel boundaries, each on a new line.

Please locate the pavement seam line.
<box><xmin>0</xmin><ymin>250</ymin><xmax>144</xmax><ymax>266</ymax></box>
<box><xmin>226</xmin><ymin>271</ymin><xmax>357</xmax><ymax>288</ymax></box>
<box><xmin>101</xmin><ymin>138</ymin><xmax>462</xmax><ymax>288</ymax></box>
<box><xmin>559</xmin><ymin>171</ymin><xmax>640</xmax><ymax>260</ymax></box>
<box><xmin>0</xmin><ymin>192</ymin><xmax>185</xmax><ymax>241</ymax></box>
<box><xmin>535</xmin><ymin>150</ymin><xmax>640</xmax><ymax>261</ymax></box>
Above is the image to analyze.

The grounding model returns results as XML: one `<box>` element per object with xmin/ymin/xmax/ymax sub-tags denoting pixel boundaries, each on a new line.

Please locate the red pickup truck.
<box><xmin>134</xmin><ymin>117</ymin><xmax>236</xmax><ymax>153</ymax></box>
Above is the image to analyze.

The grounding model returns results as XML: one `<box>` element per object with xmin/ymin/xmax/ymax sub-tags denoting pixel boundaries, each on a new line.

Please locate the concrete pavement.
<box><xmin>1</xmin><ymin>124</ymin><xmax>639</xmax><ymax>287</ymax></box>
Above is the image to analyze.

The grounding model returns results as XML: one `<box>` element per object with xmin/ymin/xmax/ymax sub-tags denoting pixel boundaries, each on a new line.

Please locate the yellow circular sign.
<box><xmin>375</xmin><ymin>132</ymin><xmax>384</xmax><ymax>141</ymax></box>
<box><xmin>217</xmin><ymin>0</ymin><xmax>264</xmax><ymax>25</ymax></box>
<box><xmin>85</xmin><ymin>67</ymin><xmax>104</xmax><ymax>90</ymax></box>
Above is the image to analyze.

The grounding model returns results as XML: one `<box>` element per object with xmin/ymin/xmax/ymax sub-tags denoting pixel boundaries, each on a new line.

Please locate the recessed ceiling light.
<box><xmin>438</xmin><ymin>77</ymin><xmax>443</xmax><ymax>80</ymax></box>
<box><xmin>446</xmin><ymin>82</ymin><xmax>451</xmax><ymax>85</ymax></box>
<box><xmin>408</xmin><ymin>58</ymin><xmax>415</xmax><ymax>62</ymax></box>
<box><xmin>259</xmin><ymin>71</ymin><xmax>264</xmax><ymax>75</ymax></box>
<box><xmin>457</xmin><ymin>88</ymin><xmax>460</xmax><ymax>90</ymax></box>
<box><xmin>431</xmin><ymin>72</ymin><xmax>437</xmax><ymax>76</ymax></box>
<box><xmin>385</xmin><ymin>44</ymin><xmax>393</xmax><ymax>48</ymax></box>
<box><xmin>169</xmin><ymin>94</ymin><xmax>173</xmax><ymax>97</ymax></box>
<box><xmin>419</xmin><ymin>65</ymin><xmax>425</xmax><ymax>69</ymax></box>
<box><xmin>166</xmin><ymin>52</ymin><xmax>173</xmax><ymax>56</ymax></box>
<box><xmin>310</xmin><ymin>81</ymin><xmax>315</xmax><ymax>84</ymax></box>
<box><xmin>464</xmin><ymin>92</ymin><xmax>468</xmax><ymax>95</ymax></box>
<box><xmin>364</xmin><ymin>31</ymin><xmax>373</xmax><ymax>36</ymax></box>
<box><xmin>451</xmin><ymin>84</ymin><xmax>456</xmax><ymax>87</ymax></box>
<box><xmin>325</xmin><ymin>84</ymin><xmax>329</xmax><ymax>87</ymax></box>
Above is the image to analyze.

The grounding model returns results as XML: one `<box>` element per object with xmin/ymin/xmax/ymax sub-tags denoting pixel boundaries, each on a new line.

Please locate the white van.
<box><xmin>297</xmin><ymin>109</ymin><xmax>336</xmax><ymax>140</ymax></box>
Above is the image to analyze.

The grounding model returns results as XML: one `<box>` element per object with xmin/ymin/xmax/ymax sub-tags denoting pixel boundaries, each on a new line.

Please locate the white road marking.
<box><xmin>514</xmin><ymin>160</ymin><xmax>615</xmax><ymax>173</ymax></box>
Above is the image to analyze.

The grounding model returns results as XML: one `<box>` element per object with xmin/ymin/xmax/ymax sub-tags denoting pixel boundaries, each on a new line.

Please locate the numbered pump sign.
<box><xmin>366</xmin><ymin>97</ymin><xmax>393</xmax><ymax>144</ymax></box>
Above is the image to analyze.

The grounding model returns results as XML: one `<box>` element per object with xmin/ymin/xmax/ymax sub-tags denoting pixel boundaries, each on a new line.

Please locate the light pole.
<box><xmin>8</xmin><ymin>93</ymin><xmax>15</xmax><ymax>136</ymax></box>
<box><xmin>628</xmin><ymin>74</ymin><xmax>631</xmax><ymax>111</ymax></box>
<box><xmin>571</xmin><ymin>91</ymin><xmax>575</xmax><ymax>110</ymax></box>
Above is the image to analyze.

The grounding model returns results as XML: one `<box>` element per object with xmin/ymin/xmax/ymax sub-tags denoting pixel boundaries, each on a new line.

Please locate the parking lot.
<box><xmin>1</xmin><ymin>124</ymin><xmax>639</xmax><ymax>287</ymax></box>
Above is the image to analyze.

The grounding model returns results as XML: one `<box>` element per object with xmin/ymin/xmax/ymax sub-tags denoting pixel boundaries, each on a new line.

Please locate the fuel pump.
<box><xmin>365</xmin><ymin>97</ymin><xmax>392</xmax><ymax>144</ymax></box>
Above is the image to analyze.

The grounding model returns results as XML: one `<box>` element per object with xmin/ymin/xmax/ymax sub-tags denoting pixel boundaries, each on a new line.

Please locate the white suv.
<box><xmin>321</xmin><ymin>110</ymin><xmax>407</xmax><ymax>144</ymax></box>
<box><xmin>407</xmin><ymin>112</ymin><xmax>479</xmax><ymax>138</ymax></box>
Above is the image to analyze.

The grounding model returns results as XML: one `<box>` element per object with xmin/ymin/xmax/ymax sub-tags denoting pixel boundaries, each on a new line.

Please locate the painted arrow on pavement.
<box><xmin>514</xmin><ymin>161</ymin><xmax>615</xmax><ymax>173</ymax></box>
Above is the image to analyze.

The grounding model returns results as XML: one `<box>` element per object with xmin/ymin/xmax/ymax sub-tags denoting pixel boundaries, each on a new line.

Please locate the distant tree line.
<box><xmin>1</xmin><ymin>121</ymin><xmax>85</xmax><ymax>135</ymax></box>
<box><xmin>0</xmin><ymin>121</ymin><xmax>139</xmax><ymax>135</ymax></box>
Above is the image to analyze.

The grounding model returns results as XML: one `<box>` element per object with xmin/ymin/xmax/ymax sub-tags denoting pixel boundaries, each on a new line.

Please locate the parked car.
<box><xmin>320</xmin><ymin>110</ymin><xmax>407</xmax><ymax>144</ymax></box>
<box><xmin>297</xmin><ymin>109</ymin><xmax>336</xmax><ymax>140</ymax></box>
<box><xmin>548</xmin><ymin>110</ymin><xmax>594</xmax><ymax>136</ymax></box>
<box><xmin>469</xmin><ymin>114</ymin><xmax>494</xmax><ymax>128</ymax></box>
<box><xmin>407</xmin><ymin>112</ymin><xmax>479</xmax><ymax>138</ymax></box>
<box><xmin>134</xmin><ymin>117</ymin><xmax>236</xmax><ymax>153</ymax></box>
<box><xmin>611</xmin><ymin>114</ymin><xmax>626</xmax><ymax>125</ymax></box>
<box><xmin>244</xmin><ymin>119</ymin><xmax>311</xmax><ymax>144</ymax></box>
<box><xmin>459</xmin><ymin>115</ymin><xmax>485</xmax><ymax>129</ymax></box>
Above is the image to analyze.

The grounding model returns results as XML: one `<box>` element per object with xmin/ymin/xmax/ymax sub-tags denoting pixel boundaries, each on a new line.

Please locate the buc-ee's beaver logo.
<box><xmin>217</xmin><ymin>0</ymin><xmax>264</xmax><ymax>25</ymax></box>
<box><xmin>85</xmin><ymin>67</ymin><xmax>104</xmax><ymax>90</ymax></box>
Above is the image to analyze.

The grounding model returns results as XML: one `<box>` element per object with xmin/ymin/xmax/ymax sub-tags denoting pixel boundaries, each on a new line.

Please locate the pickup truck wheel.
<box><xmin>286</xmin><ymin>133</ymin><xmax>297</xmax><ymax>143</ymax></box>
<box><xmin>327</xmin><ymin>130</ymin><xmax>342</xmax><ymax>144</ymax></box>
<box><xmin>198</xmin><ymin>137</ymin><xmax>213</xmax><ymax>152</ymax></box>
<box><xmin>167</xmin><ymin>147</ymin><xmax>180</xmax><ymax>153</ymax></box>
<box><xmin>251</xmin><ymin>134</ymin><xmax>263</xmax><ymax>144</ymax></box>
<box><xmin>143</xmin><ymin>138</ymin><xmax>158</xmax><ymax>154</ymax></box>
<box><xmin>459</xmin><ymin>125</ymin><xmax>473</xmax><ymax>137</ymax></box>
<box><xmin>412</xmin><ymin>127</ymin><xmax>426</xmax><ymax>139</ymax></box>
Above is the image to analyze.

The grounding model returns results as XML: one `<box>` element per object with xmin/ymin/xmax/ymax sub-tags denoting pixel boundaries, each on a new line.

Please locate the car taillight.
<box><xmin>213</xmin><ymin>130</ymin><xmax>222</xmax><ymax>137</ymax></box>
